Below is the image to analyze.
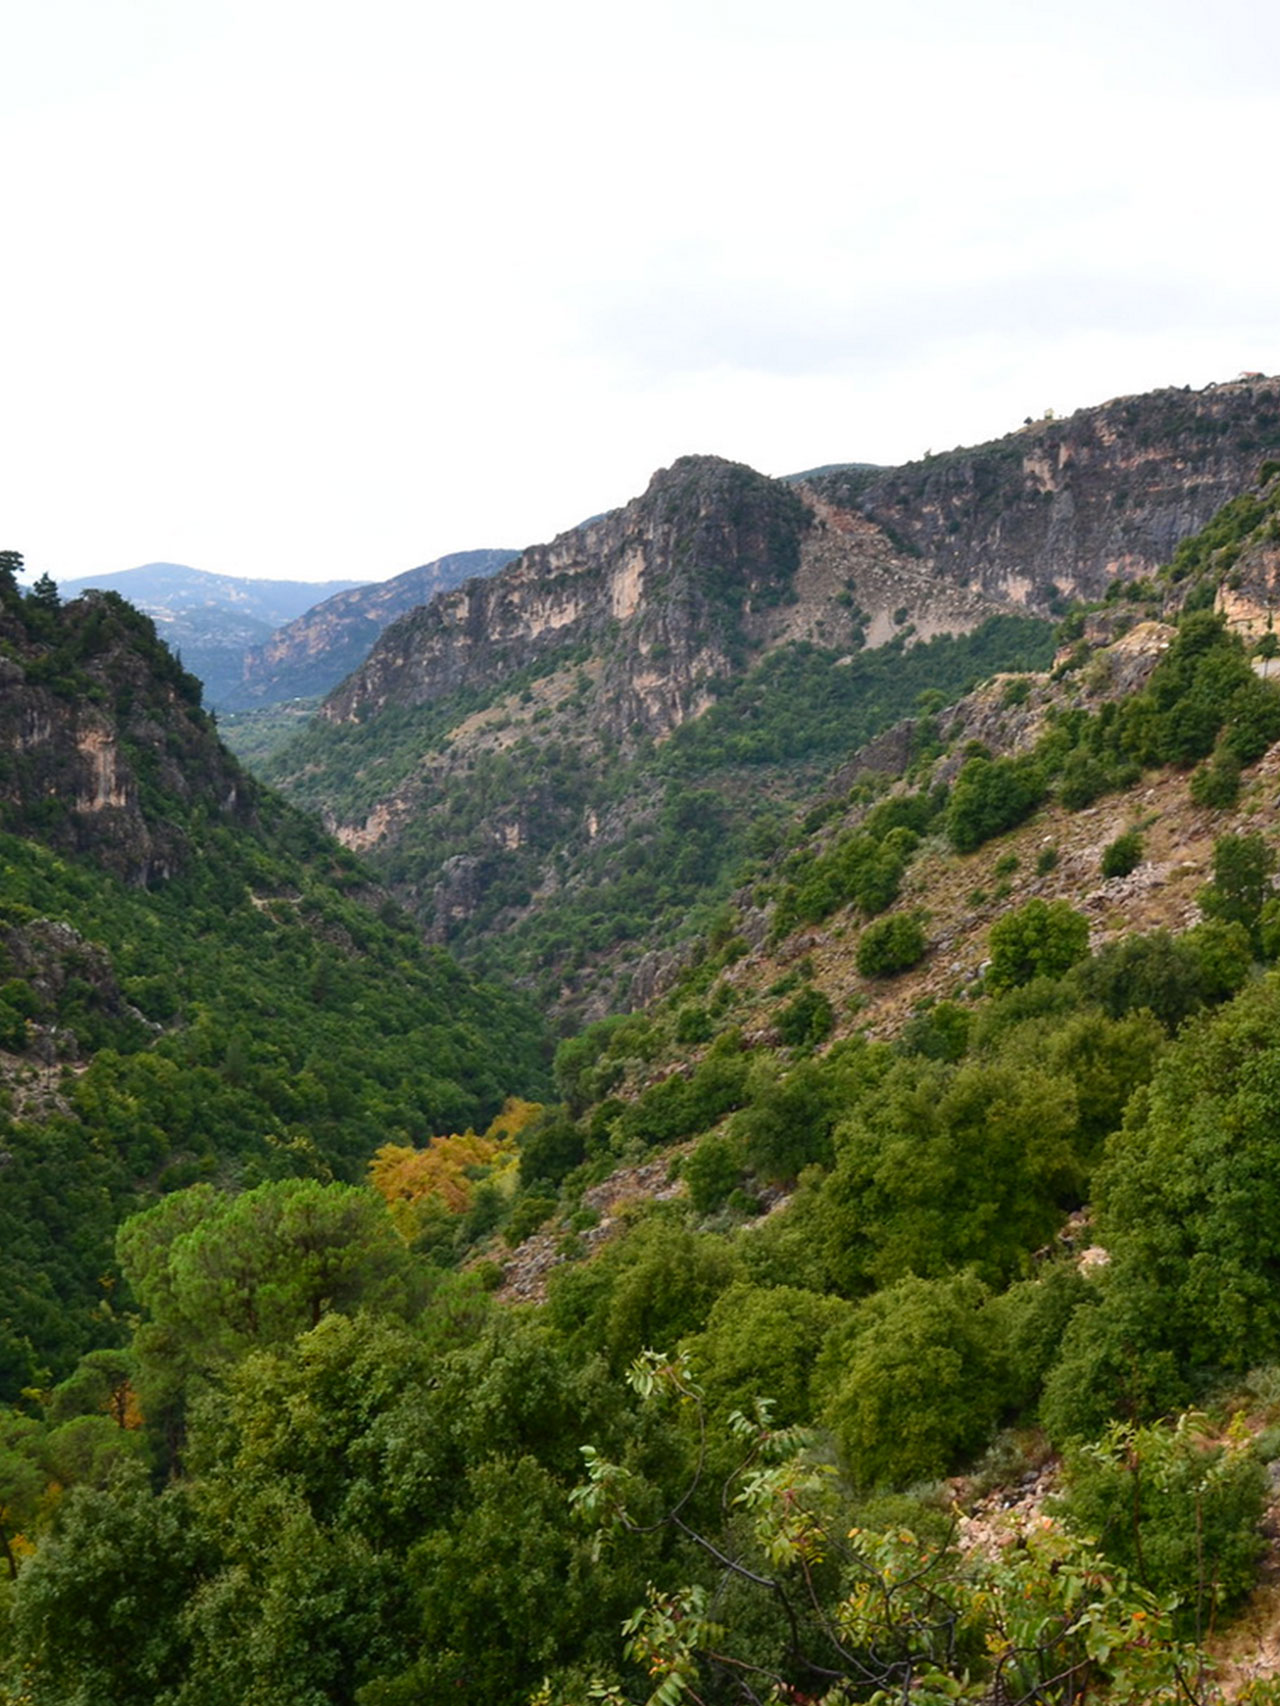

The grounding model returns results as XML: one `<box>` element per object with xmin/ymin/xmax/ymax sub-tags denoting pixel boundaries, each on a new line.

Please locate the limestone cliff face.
<box><xmin>0</xmin><ymin>591</ymin><xmax>255</xmax><ymax>884</ymax></box>
<box><xmin>322</xmin><ymin>457</ymin><xmax>821</xmax><ymax>739</ymax></box>
<box><xmin>810</xmin><ymin>377</ymin><xmax>1280</xmax><ymax>606</ymax></box>
<box><xmin>259</xmin><ymin>377</ymin><xmax>1280</xmax><ymax>1018</ymax></box>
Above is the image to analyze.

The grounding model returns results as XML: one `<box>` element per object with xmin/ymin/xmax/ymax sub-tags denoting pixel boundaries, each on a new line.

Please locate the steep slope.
<box><xmin>259</xmin><ymin>381</ymin><xmax>1280</xmax><ymax>1019</ymax></box>
<box><xmin>57</xmin><ymin>563</ymin><xmax>366</xmax><ymax>706</ymax></box>
<box><xmin>226</xmin><ymin>546</ymin><xmax>519</xmax><ymax>709</ymax></box>
<box><xmin>0</xmin><ymin>576</ymin><xmax>548</xmax><ymax>1397</ymax></box>
<box><xmin>0</xmin><ymin>586</ymin><xmax>250</xmax><ymax>883</ymax></box>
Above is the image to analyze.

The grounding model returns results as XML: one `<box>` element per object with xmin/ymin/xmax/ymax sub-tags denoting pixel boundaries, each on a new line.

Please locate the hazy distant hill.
<box><xmin>223</xmin><ymin>548</ymin><xmax>520</xmax><ymax>709</ymax></box>
<box><xmin>57</xmin><ymin>563</ymin><xmax>367</xmax><ymax>706</ymax></box>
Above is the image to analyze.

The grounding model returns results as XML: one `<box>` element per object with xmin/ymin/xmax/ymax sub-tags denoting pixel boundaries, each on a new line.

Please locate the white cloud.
<box><xmin>1</xmin><ymin>0</ymin><xmax>1277</xmax><ymax>581</ymax></box>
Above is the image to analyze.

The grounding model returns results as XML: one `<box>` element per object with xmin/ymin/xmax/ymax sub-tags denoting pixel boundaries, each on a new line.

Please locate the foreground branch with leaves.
<box><xmin>549</xmin><ymin>1353</ymin><xmax>1280</xmax><ymax>1706</ymax></box>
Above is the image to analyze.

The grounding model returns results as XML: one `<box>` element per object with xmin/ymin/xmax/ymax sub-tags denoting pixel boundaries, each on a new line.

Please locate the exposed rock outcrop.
<box><xmin>0</xmin><ymin>590</ymin><xmax>255</xmax><ymax>884</ymax></box>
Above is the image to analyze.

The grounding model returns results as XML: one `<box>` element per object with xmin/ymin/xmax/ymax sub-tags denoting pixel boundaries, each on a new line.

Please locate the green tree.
<box><xmin>569</xmin><ymin>1353</ymin><xmax>1203</xmax><ymax>1706</ymax></box>
<box><xmin>947</xmin><ymin>754</ymin><xmax>1044</xmax><ymax>852</ymax></box>
<box><xmin>1047</xmin><ymin>977</ymin><xmax>1280</xmax><ymax>1432</ymax></box>
<box><xmin>117</xmin><ymin>1180</ymin><xmax>417</xmax><ymax>1458</ymax></box>
<box><xmin>1101</xmin><ymin>830</ymin><xmax>1143</xmax><ymax>879</ymax></box>
<box><xmin>6</xmin><ymin>1462</ymin><xmax>207</xmax><ymax>1706</ymax></box>
<box><xmin>0</xmin><ymin>1412</ymin><xmax>45</xmax><ymax>1582</ymax></box>
<box><xmin>856</xmin><ymin>911</ymin><xmax>927</xmax><ymax>977</ymax></box>
<box><xmin>774</xmin><ymin>984</ymin><xmax>835</xmax><ymax>1046</ymax></box>
<box><xmin>1072</xmin><ymin>929</ymin><xmax>1207</xmax><ymax>1031</ymax></box>
<box><xmin>1199</xmin><ymin>830</ymin><xmax>1275</xmax><ymax>943</ymax></box>
<box><xmin>988</xmin><ymin>898</ymin><xmax>1089</xmax><ymax>990</ymax></box>
<box><xmin>821</xmin><ymin>1058</ymin><xmax>1081</xmax><ymax>1292</ymax></box>
<box><xmin>1058</xmin><ymin>1414</ymin><xmax>1266</xmax><ymax>1636</ymax></box>
<box><xmin>0</xmin><ymin>549</ymin><xmax>23</xmax><ymax>604</ymax></box>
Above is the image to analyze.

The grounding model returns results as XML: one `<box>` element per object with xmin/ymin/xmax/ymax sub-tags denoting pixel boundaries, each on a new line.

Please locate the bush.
<box><xmin>1181</xmin><ymin>918</ymin><xmax>1253</xmax><ymax>1003</ymax></box>
<box><xmin>503</xmin><ymin>1194</ymin><xmax>557</xmax><ymax>1247</ymax></box>
<box><xmin>1071</xmin><ymin>930</ymin><xmax>1205</xmax><ymax>1031</ymax></box>
<box><xmin>947</xmin><ymin>756</ymin><xmax>1045</xmax><ymax>853</ymax></box>
<box><xmin>1189</xmin><ymin>748</ymin><xmax>1242</xmax><ymax>809</ymax></box>
<box><xmin>1198</xmin><ymin>831</ymin><xmax>1276</xmax><ymax>941</ymax></box>
<box><xmin>518</xmin><ymin>1114</ymin><xmax>586</xmax><ymax>1190</ymax></box>
<box><xmin>987</xmin><ymin>899</ymin><xmax>1089</xmax><ymax>990</ymax></box>
<box><xmin>683</xmin><ymin>1132</ymin><xmax>742</xmax><ymax>1215</ymax></box>
<box><xmin>818</xmin><ymin>1273</ymin><xmax>1007</xmax><ymax>1489</ymax></box>
<box><xmin>1057</xmin><ymin>1417</ymin><xmax>1266</xmax><ymax>1632</ymax></box>
<box><xmin>856</xmin><ymin>913</ymin><xmax>927</xmax><ymax>978</ymax></box>
<box><xmin>1101</xmin><ymin>831</ymin><xmax>1143</xmax><ymax>880</ymax></box>
<box><xmin>775</xmin><ymin>987</ymin><xmax>835</xmax><ymax>1047</ymax></box>
<box><xmin>674</xmin><ymin>1005</ymin><xmax>713</xmax><ymax>1044</ymax></box>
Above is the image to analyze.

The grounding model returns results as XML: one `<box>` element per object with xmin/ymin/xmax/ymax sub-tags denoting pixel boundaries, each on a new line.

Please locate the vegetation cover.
<box><xmin>6</xmin><ymin>473</ymin><xmax>1280</xmax><ymax>1701</ymax></box>
<box><xmin>0</xmin><ymin>569</ymin><xmax>547</xmax><ymax>1399</ymax></box>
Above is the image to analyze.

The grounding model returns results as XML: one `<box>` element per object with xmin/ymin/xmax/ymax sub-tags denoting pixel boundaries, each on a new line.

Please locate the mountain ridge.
<box><xmin>258</xmin><ymin>377</ymin><xmax>1280</xmax><ymax>1016</ymax></box>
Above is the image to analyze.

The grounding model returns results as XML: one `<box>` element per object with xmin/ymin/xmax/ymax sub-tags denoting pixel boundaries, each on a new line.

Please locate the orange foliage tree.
<box><xmin>368</xmin><ymin>1097</ymin><xmax>540</xmax><ymax>1233</ymax></box>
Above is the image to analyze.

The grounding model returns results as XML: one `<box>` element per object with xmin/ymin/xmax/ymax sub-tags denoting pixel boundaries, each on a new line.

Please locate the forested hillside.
<box><xmin>0</xmin><ymin>562</ymin><xmax>547</xmax><ymax>1400</ymax></box>
<box><xmin>7</xmin><ymin>469</ymin><xmax>1280</xmax><ymax>1703</ymax></box>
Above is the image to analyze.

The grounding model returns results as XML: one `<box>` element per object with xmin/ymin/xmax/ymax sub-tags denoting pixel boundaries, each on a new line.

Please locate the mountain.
<box><xmin>223</xmin><ymin>547</ymin><xmax>519</xmax><ymax>709</ymax></box>
<box><xmin>55</xmin><ymin>563</ymin><xmax>367</xmax><ymax>707</ymax></box>
<box><xmin>260</xmin><ymin>376</ymin><xmax>1280</xmax><ymax>1018</ymax></box>
<box><xmin>0</xmin><ymin>574</ymin><xmax>548</xmax><ymax>1399</ymax></box>
<box><xmin>9</xmin><ymin>471</ymin><xmax>1280</xmax><ymax>1705</ymax></box>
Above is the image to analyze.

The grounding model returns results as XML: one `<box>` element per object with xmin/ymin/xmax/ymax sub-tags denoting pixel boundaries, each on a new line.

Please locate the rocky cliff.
<box><xmin>0</xmin><ymin>588</ymin><xmax>255</xmax><ymax>884</ymax></box>
<box><xmin>259</xmin><ymin>376</ymin><xmax>1280</xmax><ymax>1016</ymax></box>
<box><xmin>322</xmin><ymin>379</ymin><xmax>1280</xmax><ymax>744</ymax></box>
<box><xmin>320</xmin><ymin>457</ymin><xmax>1005</xmax><ymax>742</ymax></box>
<box><xmin>808</xmin><ymin>376</ymin><xmax>1280</xmax><ymax>605</ymax></box>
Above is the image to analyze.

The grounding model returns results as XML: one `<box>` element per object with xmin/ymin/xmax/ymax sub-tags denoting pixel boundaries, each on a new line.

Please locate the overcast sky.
<box><xmin>3</xmin><ymin>0</ymin><xmax>1277</xmax><ymax>585</ymax></box>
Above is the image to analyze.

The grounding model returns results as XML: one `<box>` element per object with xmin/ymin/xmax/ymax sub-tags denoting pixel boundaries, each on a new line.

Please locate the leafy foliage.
<box><xmin>856</xmin><ymin>911</ymin><xmax>928</xmax><ymax>977</ymax></box>
<box><xmin>988</xmin><ymin>899</ymin><xmax>1090</xmax><ymax>990</ymax></box>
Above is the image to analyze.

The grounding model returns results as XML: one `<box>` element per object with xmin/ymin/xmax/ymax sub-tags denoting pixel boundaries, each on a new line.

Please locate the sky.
<box><xmin>3</xmin><ymin>0</ymin><xmax>1278</xmax><ymax>586</ymax></box>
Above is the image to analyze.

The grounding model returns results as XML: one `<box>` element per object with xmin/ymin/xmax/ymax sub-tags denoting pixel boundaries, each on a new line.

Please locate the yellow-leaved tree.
<box><xmin>368</xmin><ymin>1097</ymin><xmax>540</xmax><ymax>1237</ymax></box>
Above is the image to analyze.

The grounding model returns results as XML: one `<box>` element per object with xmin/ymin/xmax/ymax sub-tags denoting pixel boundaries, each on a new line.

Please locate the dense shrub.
<box><xmin>1100</xmin><ymin>831</ymin><xmax>1143</xmax><ymax>879</ymax></box>
<box><xmin>775</xmin><ymin>987</ymin><xmax>835</xmax><ymax>1047</ymax></box>
<box><xmin>1045</xmin><ymin>977</ymin><xmax>1280</xmax><ymax>1435</ymax></box>
<box><xmin>682</xmin><ymin>1132</ymin><xmax>742</xmax><ymax>1214</ymax></box>
<box><xmin>947</xmin><ymin>756</ymin><xmax>1045</xmax><ymax>853</ymax></box>
<box><xmin>818</xmin><ymin>1273</ymin><xmax>1007</xmax><ymax>1488</ymax></box>
<box><xmin>1189</xmin><ymin>748</ymin><xmax>1242</xmax><ymax>808</ymax></box>
<box><xmin>1057</xmin><ymin>1418</ymin><xmax>1266</xmax><ymax>1632</ymax></box>
<box><xmin>1071</xmin><ymin>930</ymin><xmax>1206</xmax><ymax>1031</ymax></box>
<box><xmin>1198</xmin><ymin>830</ymin><xmax>1276</xmax><ymax>942</ymax></box>
<box><xmin>856</xmin><ymin>913</ymin><xmax>927</xmax><ymax>978</ymax></box>
<box><xmin>987</xmin><ymin>900</ymin><xmax>1089</xmax><ymax>990</ymax></box>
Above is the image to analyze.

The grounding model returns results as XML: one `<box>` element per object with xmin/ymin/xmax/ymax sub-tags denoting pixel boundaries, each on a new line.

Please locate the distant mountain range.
<box><xmin>56</xmin><ymin>563</ymin><xmax>368</xmax><ymax>707</ymax></box>
<box><xmin>224</xmin><ymin>549</ymin><xmax>520</xmax><ymax>709</ymax></box>
<box><xmin>57</xmin><ymin>551</ymin><xmax>518</xmax><ymax>709</ymax></box>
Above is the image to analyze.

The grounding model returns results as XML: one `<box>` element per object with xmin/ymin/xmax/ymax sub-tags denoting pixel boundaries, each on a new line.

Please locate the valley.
<box><xmin>4</xmin><ymin>380</ymin><xmax>1280</xmax><ymax>1704</ymax></box>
